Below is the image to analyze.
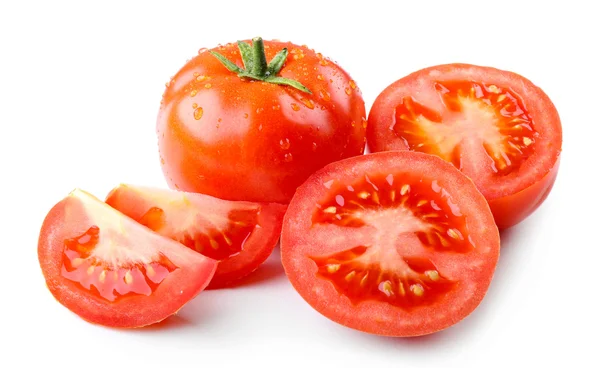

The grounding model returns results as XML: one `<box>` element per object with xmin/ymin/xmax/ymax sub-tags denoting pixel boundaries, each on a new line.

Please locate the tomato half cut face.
<box><xmin>38</xmin><ymin>189</ymin><xmax>217</xmax><ymax>328</ymax></box>
<box><xmin>281</xmin><ymin>151</ymin><xmax>500</xmax><ymax>337</ymax></box>
<box><xmin>105</xmin><ymin>184</ymin><xmax>286</xmax><ymax>288</ymax></box>
<box><xmin>367</xmin><ymin>64</ymin><xmax>562</xmax><ymax>228</ymax></box>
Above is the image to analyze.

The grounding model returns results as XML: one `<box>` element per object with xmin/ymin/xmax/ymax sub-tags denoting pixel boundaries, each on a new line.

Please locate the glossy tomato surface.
<box><xmin>367</xmin><ymin>64</ymin><xmax>562</xmax><ymax>228</ymax></box>
<box><xmin>106</xmin><ymin>184</ymin><xmax>286</xmax><ymax>288</ymax></box>
<box><xmin>281</xmin><ymin>151</ymin><xmax>500</xmax><ymax>336</ymax></box>
<box><xmin>158</xmin><ymin>39</ymin><xmax>367</xmax><ymax>204</ymax></box>
<box><xmin>38</xmin><ymin>189</ymin><xmax>217</xmax><ymax>327</ymax></box>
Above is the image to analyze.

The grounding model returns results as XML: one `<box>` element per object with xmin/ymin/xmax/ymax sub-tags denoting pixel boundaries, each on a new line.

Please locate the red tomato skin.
<box><xmin>488</xmin><ymin>157</ymin><xmax>560</xmax><ymax>228</ymax></box>
<box><xmin>105</xmin><ymin>184</ymin><xmax>287</xmax><ymax>288</ymax></box>
<box><xmin>366</xmin><ymin>63</ymin><xmax>562</xmax><ymax>229</ymax></box>
<box><xmin>158</xmin><ymin>40</ymin><xmax>366</xmax><ymax>204</ymax></box>
<box><xmin>38</xmin><ymin>192</ymin><xmax>216</xmax><ymax>328</ymax></box>
<box><xmin>281</xmin><ymin>151</ymin><xmax>500</xmax><ymax>337</ymax></box>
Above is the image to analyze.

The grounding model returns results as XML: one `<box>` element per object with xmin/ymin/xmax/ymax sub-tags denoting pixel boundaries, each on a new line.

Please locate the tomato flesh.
<box><xmin>105</xmin><ymin>184</ymin><xmax>286</xmax><ymax>288</ymax></box>
<box><xmin>367</xmin><ymin>64</ymin><xmax>562</xmax><ymax>228</ymax></box>
<box><xmin>38</xmin><ymin>189</ymin><xmax>217</xmax><ymax>327</ymax></box>
<box><xmin>138</xmin><ymin>205</ymin><xmax>258</xmax><ymax>261</ymax></box>
<box><xmin>61</xmin><ymin>225</ymin><xmax>177</xmax><ymax>301</ymax></box>
<box><xmin>281</xmin><ymin>151</ymin><xmax>500</xmax><ymax>336</ymax></box>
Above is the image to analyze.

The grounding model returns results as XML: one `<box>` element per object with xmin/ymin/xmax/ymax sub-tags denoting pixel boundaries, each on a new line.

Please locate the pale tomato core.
<box><xmin>391</xmin><ymin>80</ymin><xmax>537</xmax><ymax>176</ymax></box>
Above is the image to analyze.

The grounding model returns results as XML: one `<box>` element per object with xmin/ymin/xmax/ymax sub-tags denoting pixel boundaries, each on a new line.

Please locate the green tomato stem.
<box><xmin>210</xmin><ymin>37</ymin><xmax>312</xmax><ymax>94</ymax></box>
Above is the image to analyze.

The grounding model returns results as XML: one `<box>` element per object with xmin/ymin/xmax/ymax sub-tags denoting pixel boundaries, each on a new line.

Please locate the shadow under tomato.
<box><xmin>135</xmin><ymin>314</ymin><xmax>193</xmax><ymax>331</ymax></box>
<box><xmin>128</xmin><ymin>292</ymin><xmax>224</xmax><ymax>333</ymax></box>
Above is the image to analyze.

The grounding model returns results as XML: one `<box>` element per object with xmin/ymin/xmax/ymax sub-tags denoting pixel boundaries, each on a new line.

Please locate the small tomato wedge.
<box><xmin>105</xmin><ymin>184</ymin><xmax>286</xmax><ymax>288</ymax></box>
<box><xmin>281</xmin><ymin>151</ymin><xmax>500</xmax><ymax>337</ymax></box>
<box><xmin>38</xmin><ymin>189</ymin><xmax>217</xmax><ymax>328</ymax></box>
<box><xmin>367</xmin><ymin>63</ymin><xmax>562</xmax><ymax>228</ymax></box>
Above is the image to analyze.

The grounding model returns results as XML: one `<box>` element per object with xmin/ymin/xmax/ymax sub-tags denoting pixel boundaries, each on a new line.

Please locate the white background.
<box><xmin>1</xmin><ymin>1</ymin><xmax>598</xmax><ymax>367</ymax></box>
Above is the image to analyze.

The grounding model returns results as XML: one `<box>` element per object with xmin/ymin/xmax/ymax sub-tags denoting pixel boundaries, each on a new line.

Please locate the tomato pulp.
<box><xmin>106</xmin><ymin>184</ymin><xmax>286</xmax><ymax>288</ymax></box>
<box><xmin>38</xmin><ymin>189</ymin><xmax>217</xmax><ymax>327</ymax></box>
<box><xmin>367</xmin><ymin>64</ymin><xmax>562</xmax><ymax>228</ymax></box>
<box><xmin>281</xmin><ymin>151</ymin><xmax>500</xmax><ymax>336</ymax></box>
<box><xmin>158</xmin><ymin>37</ymin><xmax>367</xmax><ymax>204</ymax></box>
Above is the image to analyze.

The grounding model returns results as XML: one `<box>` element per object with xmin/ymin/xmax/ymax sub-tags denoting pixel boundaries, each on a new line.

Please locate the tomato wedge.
<box><xmin>367</xmin><ymin>63</ymin><xmax>562</xmax><ymax>228</ymax></box>
<box><xmin>281</xmin><ymin>151</ymin><xmax>500</xmax><ymax>336</ymax></box>
<box><xmin>38</xmin><ymin>189</ymin><xmax>217</xmax><ymax>328</ymax></box>
<box><xmin>105</xmin><ymin>184</ymin><xmax>286</xmax><ymax>288</ymax></box>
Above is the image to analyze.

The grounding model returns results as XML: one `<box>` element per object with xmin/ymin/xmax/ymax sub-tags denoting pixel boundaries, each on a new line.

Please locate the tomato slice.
<box><xmin>38</xmin><ymin>189</ymin><xmax>217</xmax><ymax>328</ymax></box>
<box><xmin>367</xmin><ymin>64</ymin><xmax>562</xmax><ymax>228</ymax></box>
<box><xmin>281</xmin><ymin>151</ymin><xmax>500</xmax><ymax>336</ymax></box>
<box><xmin>105</xmin><ymin>184</ymin><xmax>286</xmax><ymax>288</ymax></box>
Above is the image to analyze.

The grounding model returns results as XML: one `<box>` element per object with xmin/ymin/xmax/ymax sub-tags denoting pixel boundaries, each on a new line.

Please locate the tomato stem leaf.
<box><xmin>237</xmin><ymin>41</ymin><xmax>254</xmax><ymax>71</ymax></box>
<box><xmin>210</xmin><ymin>37</ymin><xmax>311</xmax><ymax>94</ymax></box>
<box><xmin>267</xmin><ymin>48</ymin><xmax>288</xmax><ymax>76</ymax></box>
<box><xmin>209</xmin><ymin>51</ymin><xmax>242</xmax><ymax>73</ymax></box>
<box><xmin>265</xmin><ymin>76</ymin><xmax>312</xmax><ymax>94</ymax></box>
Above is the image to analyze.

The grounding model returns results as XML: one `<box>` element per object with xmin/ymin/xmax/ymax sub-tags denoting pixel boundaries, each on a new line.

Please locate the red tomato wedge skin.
<box><xmin>38</xmin><ymin>189</ymin><xmax>217</xmax><ymax>328</ymax></box>
<box><xmin>366</xmin><ymin>63</ymin><xmax>562</xmax><ymax>229</ymax></box>
<box><xmin>105</xmin><ymin>184</ymin><xmax>287</xmax><ymax>288</ymax></box>
<box><xmin>281</xmin><ymin>151</ymin><xmax>500</xmax><ymax>337</ymax></box>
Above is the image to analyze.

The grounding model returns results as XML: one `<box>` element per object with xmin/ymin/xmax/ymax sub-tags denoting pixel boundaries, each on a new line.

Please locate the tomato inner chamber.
<box><xmin>310</xmin><ymin>247</ymin><xmax>456</xmax><ymax>309</ymax></box>
<box><xmin>61</xmin><ymin>226</ymin><xmax>177</xmax><ymax>302</ymax></box>
<box><xmin>140</xmin><ymin>207</ymin><xmax>259</xmax><ymax>261</ymax></box>
<box><xmin>310</xmin><ymin>173</ymin><xmax>471</xmax><ymax>309</ymax></box>
<box><xmin>313</xmin><ymin>174</ymin><xmax>471</xmax><ymax>253</ymax></box>
<box><xmin>391</xmin><ymin>80</ymin><xmax>537</xmax><ymax>175</ymax></box>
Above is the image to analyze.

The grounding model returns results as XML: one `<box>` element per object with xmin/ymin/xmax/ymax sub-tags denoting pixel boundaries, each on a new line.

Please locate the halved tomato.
<box><xmin>367</xmin><ymin>63</ymin><xmax>562</xmax><ymax>229</ymax></box>
<box><xmin>38</xmin><ymin>189</ymin><xmax>217</xmax><ymax>328</ymax></box>
<box><xmin>281</xmin><ymin>151</ymin><xmax>500</xmax><ymax>336</ymax></box>
<box><xmin>105</xmin><ymin>184</ymin><xmax>287</xmax><ymax>288</ymax></box>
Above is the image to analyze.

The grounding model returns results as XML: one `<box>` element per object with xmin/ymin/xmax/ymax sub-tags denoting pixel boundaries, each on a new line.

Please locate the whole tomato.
<box><xmin>157</xmin><ymin>37</ymin><xmax>366</xmax><ymax>203</ymax></box>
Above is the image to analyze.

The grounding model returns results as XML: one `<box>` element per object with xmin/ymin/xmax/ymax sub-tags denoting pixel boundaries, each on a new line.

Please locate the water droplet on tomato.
<box><xmin>312</xmin><ymin>142</ymin><xmax>317</xmax><ymax>151</ymax></box>
<box><xmin>350</xmin><ymin>80</ymin><xmax>357</xmax><ymax>89</ymax></box>
<box><xmin>345</xmin><ymin>88</ymin><xmax>352</xmax><ymax>96</ymax></box>
<box><xmin>273</xmin><ymin>104</ymin><xmax>281</xmax><ymax>111</ymax></box>
<box><xmin>198</xmin><ymin>48</ymin><xmax>208</xmax><ymax>54</ymax></box>
<box><xmin>192</xmin><ymin>103</ymin><xmax>198</xmax><ymax>109</ymax></box>
<box><xmin>362</xmin><ymin>117</ymin><xmax>368</xmax><ymax>129</ymax></box>
<box><xmin>317</xmin><ymin>74</ymin><xmax>324</xmax><ymax>81</ymax></box>
<box><xmin>244</xmin><ymin>113</ymin><xmax>249</xmax><ymax>119</ymax></box>
<box><xmin>351</xmin><ymin>120</ymin><xmax>356</xmax><ymax>127</ymax></box>
<box><xmin>259</xmin><ymin>124</ymin><xmax>263</xmax><ymax>131</ymax></box>
<box><xmin>291</xmin><ymin>103</ymin><xmax>300</xmax><ymax>111</ymax></box>
<box><xmin>190</xmin><ymin>90</ymin><xmax>197</xmax><ymax>97</ymax></box>
<box><xmin>280</xmin><ymin>138</ymin><xmax>291</xmax><ymax>150</ymax></box>
<box><xmin>284</xmin><ymin>153</ymin><xmax>293</xmax><ymax>162</ymax></box>
<box><xmin>193</xmin><ymin>107</ymin><xmax>204</xmax><ymax>120</ymax></box>
<box><xmin>301</xmin><ymin>98</ymin><xmax>315</xmax><ymax>109</ymax></box>
<box><xmin>204</xmin><ymin>83</ymin><xmax>212</xmax><ymax>89</ymax></box>
<box><xmin>319</xmin><ymin>89</ymin><xmax>331</xmax><ymax>102</ymax></box>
